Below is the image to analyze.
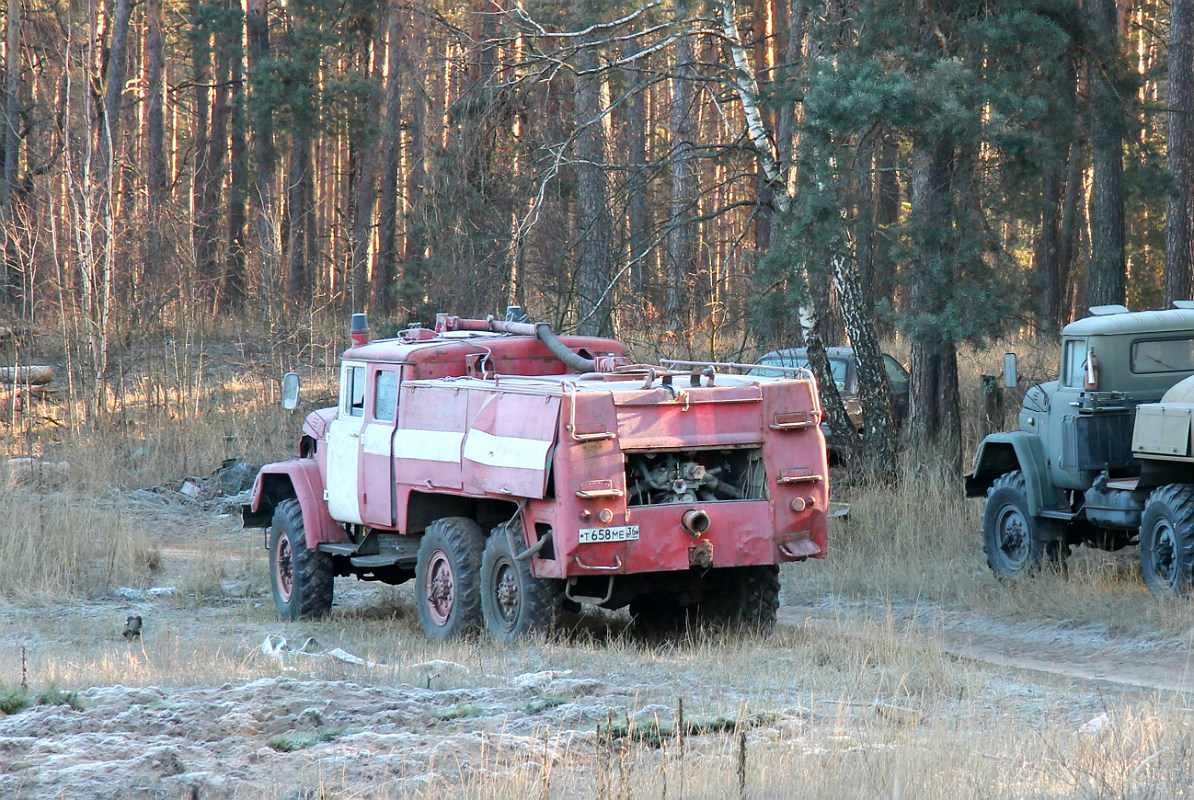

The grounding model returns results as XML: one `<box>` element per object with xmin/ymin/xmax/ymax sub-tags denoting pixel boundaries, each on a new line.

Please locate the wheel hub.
<box><xmin>998</xmin><ymin>505</ymin><xmax>1029</xmax><ymax>565</ymax></box>
<box><xmin>426</xmin><ymin>550</ymin><xmax>455</xmax><ymax>626</ymax></box>
<box><xmin>275</xmin><ymin>535</ymin><xmax>294</xmax><ymax>602</ymax></box>
<box><xmin>1154</xmin><ymin>521</ymin><xmax>1177</xmax><ymax>584</ymax></box>
<box><xmin>495</xmin><ymin>562</ymin><xmax>519</xmax><ymax>627</ymax></box>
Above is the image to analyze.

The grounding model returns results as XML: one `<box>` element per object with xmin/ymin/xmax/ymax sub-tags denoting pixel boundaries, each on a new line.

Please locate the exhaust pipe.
<box><xmin>681</xmin><ymin>508</ymin><xmax>711</xmax><ymax>536</ymax></box>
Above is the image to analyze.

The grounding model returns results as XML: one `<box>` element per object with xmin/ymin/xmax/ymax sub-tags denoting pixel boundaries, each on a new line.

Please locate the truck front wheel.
<box><xmin>480</xmin><ymin>524</ymin><xmax>562</xmax><ymax>641</ymax></box>
<box><xmin>415</xmin><ymin>517</ymin><xmax>485</xmax><ymax>639</ymax></box>
<box><xmin>269</xmin><ymin>498</ymin><xmax>334</xmax><ymax>619</ymax></box>
<box><xmin>1140</xmin><ymin>485</ymin><xmax>1194</xmax><ymax>596</ymax></box>
<box><xmin>983</xmin><ymin>471</ymin><xmax>1065</xmax><ymax>579</ymax></box>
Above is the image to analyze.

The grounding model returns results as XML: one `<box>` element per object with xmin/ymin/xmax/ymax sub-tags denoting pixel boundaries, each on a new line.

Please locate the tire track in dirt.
<box><xmin>780</xmin><ymin>604</ymin><xmax>1194</xmax><ymax>695</ymax></box>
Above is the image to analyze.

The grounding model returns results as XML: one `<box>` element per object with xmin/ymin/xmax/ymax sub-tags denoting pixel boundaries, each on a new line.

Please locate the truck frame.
<box><xmin>244</xmin><ymin>314</ymin><xmax>830</xmax><ymax>638</ymax></box>
<box><xmin>966</xmin><ymin>303</ymin><xmax>1194</xmax><ymax>593</ymax></box>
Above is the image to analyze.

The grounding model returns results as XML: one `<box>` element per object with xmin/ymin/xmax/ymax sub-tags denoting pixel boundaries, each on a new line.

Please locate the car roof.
<box><xmin>759</xmin><ymin>347</ymin><xmax>856</xmax><ymax>361</ymax></box>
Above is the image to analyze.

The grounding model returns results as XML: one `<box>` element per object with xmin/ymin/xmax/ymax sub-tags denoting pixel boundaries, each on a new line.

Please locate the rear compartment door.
<box><xmin>463</xmin><ymin>391</ymin><xmax>560</xmax><ymax>498</ymax></box>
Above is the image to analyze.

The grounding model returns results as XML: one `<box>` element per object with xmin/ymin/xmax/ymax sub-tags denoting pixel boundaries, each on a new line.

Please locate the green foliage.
<box><xmin>36</xmin><ymin>684</ymin><xmax>83</xmax><ymax>711</ymax></box>
<box><xmin>0</xmin><ymin>683</ymin><xmax>83</xmax><ymax>714</ymax></box>
<box><xmin>432</xmin><ymin>702</ymin><xmax>483</xmax><ymax>721</ymax></box>
<box><xmin>524</xmin><ymin>696</ymin><xmax>568</xmax><ymax>714</ymax></box>
<box><xmin>266</xmin><ymin>727</ymin><xmax>345</xmax><ymax>752</ymax></box>
<box><xmin>0</xmin><ymin>685</ymin><xmax>28</xmax><ymax>714</ymax></box>
<box><xmin>761</xmin><ymin>0</ymin><xmax>1095</xmax><ymax>347</ymax></box>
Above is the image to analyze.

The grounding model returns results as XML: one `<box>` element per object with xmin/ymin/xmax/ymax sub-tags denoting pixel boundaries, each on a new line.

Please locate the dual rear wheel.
<box><xmin>414</xmin><ymin>518</ymin><xmax>561</xmax><ymax>640</ymax></box>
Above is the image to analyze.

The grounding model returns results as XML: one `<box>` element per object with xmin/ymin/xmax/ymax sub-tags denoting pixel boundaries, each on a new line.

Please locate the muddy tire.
<box><xmin>1140</xmin><ymin>484</ymin><xmax>1194</xmax><ymax>596</ymax></box>
<box><xmin>699</xmin><ymin>566</ymin><xmax>780</xmax><ymax>633</ymax></box>
<box><xmin>480</xmin><ymin>523</ymin><xmax>563</xmax><ymax>641</ymax></box>
<box><xmin>982</xmin><ymin>471</ymin><xmax>1065</xmax><ymax>579</ymax></box>
<box><xmin>269</xmin><ymin>498</ymin><xmax>334</xmax><ymax>620</ymax></box>
<box><xmin>415</xmin><ymin>517</ymin><xmax>485</xmax><ymax>639</ymax></box>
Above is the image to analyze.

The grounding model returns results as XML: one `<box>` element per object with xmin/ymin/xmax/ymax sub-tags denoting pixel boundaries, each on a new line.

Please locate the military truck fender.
<box><xmin>965</xmin><ymin>432</ymin><xmax>1063</xmax><ymax>516</ymax></box>
<box><xmin>243</xmin><ymin>460</ymin><xmax>348</xmax><ymax>549</ymax></box>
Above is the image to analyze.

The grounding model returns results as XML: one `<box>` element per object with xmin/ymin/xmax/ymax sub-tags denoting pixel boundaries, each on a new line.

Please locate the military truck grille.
<box><xmin>625</xmin><ymin>447</ymin><xmax>766</xmax><ymax>506</ymax></box>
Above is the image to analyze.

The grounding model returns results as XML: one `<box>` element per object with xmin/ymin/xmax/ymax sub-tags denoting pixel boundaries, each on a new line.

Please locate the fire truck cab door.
<box><xmin>326</xmin><ymin>361</ymin><xmax>366</xmax><ymax>525</ymax></box>
<box><xmin>359</xmin><ymin>366</ymin><xmax>401</xmax><ymax>527</ymax></box>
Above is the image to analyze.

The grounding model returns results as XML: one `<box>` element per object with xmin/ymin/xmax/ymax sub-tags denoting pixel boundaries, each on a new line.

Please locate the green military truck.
<box><xmin>965</xmin><ymin>303</ymin><xmax>1194</xmax><ymax>593</ymax></box>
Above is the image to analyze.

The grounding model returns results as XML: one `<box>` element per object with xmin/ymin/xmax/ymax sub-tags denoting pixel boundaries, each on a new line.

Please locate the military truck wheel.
<box><xmin>699</xmin><ymin>566</ymin><xmax>780</xmax><ymax>633</ymax></box>
<box><xmin>480</xmin><ymin>524</ymin><xmax>563</xmax><ymax>641</ymax></box>
<box><xmin>1140</xmin><ymin>485</ymin><xmax>1194</xmax><ymax>596</ymax></box>
<box><xmin>269</xmin><ymin>498</ymin><xmax>334</xmax><ymax>620</ymax></box>
<box><xmin>415</xmin><ymin>517</ymin><xmax>486</xmax><ymax>639</ymax></box>
<box><xmin>982</xmin><ymin>471</ymin><xmax>1065</xmax><ymax>579</ymax></box>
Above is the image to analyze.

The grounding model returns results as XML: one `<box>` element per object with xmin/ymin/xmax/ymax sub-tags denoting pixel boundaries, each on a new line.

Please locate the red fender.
<box><xmin>248</xmin><ymin>459</ymin><xmax>348</xmax><ymax>549</ymax></box>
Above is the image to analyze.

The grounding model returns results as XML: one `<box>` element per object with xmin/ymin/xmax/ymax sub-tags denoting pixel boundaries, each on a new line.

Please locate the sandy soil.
<box><xmin>3</xmin><ymin>495</ymin><xmax>1194</xmax><ymax>799</ymax></box>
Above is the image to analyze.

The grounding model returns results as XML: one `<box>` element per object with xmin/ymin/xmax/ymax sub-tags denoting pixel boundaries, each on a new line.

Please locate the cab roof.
<box><xmin>1062</xmin><ymin>307</ymin><xmax>1194</xmax><ymax>337</ymax></box>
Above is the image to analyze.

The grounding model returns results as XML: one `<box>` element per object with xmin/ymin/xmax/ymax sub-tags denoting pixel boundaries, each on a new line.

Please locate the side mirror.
<box><xmin>281</xmin><ymin>372</ymin><xmax>301</xmax><ymax>411</ymax></box>
<box><xmin>1002</xmin><ymin>353</ymin><xmax>1018</xmax><ymax>389</ymax></box>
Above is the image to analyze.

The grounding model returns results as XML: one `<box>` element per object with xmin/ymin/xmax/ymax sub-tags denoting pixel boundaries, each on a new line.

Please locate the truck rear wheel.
<box><xmin>983</xmin><ymin>471</ymin><xmax>1065</xmax><ymax>579</ymax></box>
<box><xmin>269</xmin><ymin>498</ymin><xmax>334</xmax><ymax>620</ymax></box>
<box><xmin>415</xmin><ymin>517</ymin><xmax>485</xmax><ymax>639</ymax></box>
<box><xmin>480</xmin><ymin>523</ymin><xmax>563</xmax><ymax>641</ymax></box>
<box><xmin>1140</xmin><ymin>485</ymin><xmax>1194</xmax><ymax>596</ymax></box>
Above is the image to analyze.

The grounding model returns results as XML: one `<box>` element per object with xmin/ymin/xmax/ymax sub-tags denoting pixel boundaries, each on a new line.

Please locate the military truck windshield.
<box><xmin>1131</xmin><ymin>337</ymin><xmax>1194</xmax><ymax>374</ymax></box>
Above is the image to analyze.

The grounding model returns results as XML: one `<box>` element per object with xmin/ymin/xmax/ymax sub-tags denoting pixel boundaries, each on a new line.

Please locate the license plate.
<box><xmin>578</xmin><ymin>525</ymin><xmax>640</xmax><ymax>544</ymax></box>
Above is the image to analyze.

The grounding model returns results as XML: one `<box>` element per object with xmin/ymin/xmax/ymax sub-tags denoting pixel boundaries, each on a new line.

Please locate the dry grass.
<box><xmin>0</xmin><ymin>484</ymin><xmax>156</xmax><ymax>602</ymax></box>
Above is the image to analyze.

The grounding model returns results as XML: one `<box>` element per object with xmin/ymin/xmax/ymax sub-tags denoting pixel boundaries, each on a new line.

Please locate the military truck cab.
<box><xmin>966</xmin><ymin>303</ymin><xmax>1194</xmax><ymax>592</ymax></box>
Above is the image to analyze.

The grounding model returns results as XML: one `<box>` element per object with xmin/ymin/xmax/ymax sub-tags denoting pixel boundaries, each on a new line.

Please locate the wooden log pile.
<box><xmin>0</xmin><ymin>364</ymin><xmax>56</xmax><ymax>403</ymax></box>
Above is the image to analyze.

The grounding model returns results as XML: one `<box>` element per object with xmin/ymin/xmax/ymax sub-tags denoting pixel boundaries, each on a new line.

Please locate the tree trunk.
<box><xmin>347</xmin><ymin>19</ymin><xmax>381</xmax><ymax>312</ymax></box>
<box><xmin>145</xmin><ymin>0</ymin><xmax>165</xmax><ymax>292</ymax></box>
<box><xmin>856</xmin><ymin>133</ymin><xmax>875</xmax><ymax>315</ymax></box>
<box><xmin>666</xmin><ymin>23</ymin><xmax>696</xmax><ymax>328</ymax></box>
<box><xmin>247</xmin><ymin>0</ymin><xmax>277</xmax><ymax>295</ymax></box>
<box><xmin>623</xmin><ymin>36</ymin><xmax>649</xmax><ymax>295</ymax></box>
<box><xmin>285</xmin><ymin>133</ymin><xmax>314</xmax><ymax>300</ymax></box>
<box><xmin>1168</xmin><ymin>0</ymin><xmax>1194</xmax><ymax>305</ymax></box>
<box><xmin>373</xmin><ymin>4</ymin><xmax>404</xmax><ymax>319</ymax></box>
<box><xmin>571</xmin><ymin>10</ymin><xmax>613</xmax><ymax>337</ymax></box>
<box><xmin>873</xmin><ymin>132</ymin><xmax>899</xmax><ymax>337</ymax></box>
<box><xmin>1087</xmin><ymin>0</ymin><xmax>1126</xmax><ymax>308</ymax></box>
<box><xmin>190</xmin><ymin>0</ymin><xmax>215</xmax><ymax>300</ymax></box>
<box><xmin>1057</xmin><ymin>139</ymin><xmax>1084</xmax><ymax>325</ymax></box>
<box><xmin>2</xmin><ymin>0</ymin><xmax>20</xmax><ymax>305</ymax></box>
<box><xmin>907</xmin><ymin>134</ymin><xmax>962</xmax><ymax>471</ymax></box>
<box><xmin>1036</xmin><ymin>168</ymin><xmax>1062</xmax><ymax>334</ymax></box>
<box><xmin>225</xmin><ymin>4</ymin><xmax>248</xmax><ymax>307</ymax></box>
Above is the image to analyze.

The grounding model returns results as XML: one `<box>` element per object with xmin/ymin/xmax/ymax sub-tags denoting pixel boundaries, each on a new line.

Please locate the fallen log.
<box><xmin>0</xmin><ymin>365</ymin><xmax>54</xmax><ymax>385</ymax></box>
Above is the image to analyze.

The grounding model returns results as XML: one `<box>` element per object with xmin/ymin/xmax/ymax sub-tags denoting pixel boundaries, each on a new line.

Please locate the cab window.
<box><xmin>345</xmin><ymin>366</ymin><xmax>365</xmax><ymax>417</ymax></box>
<box><xmin>1061</xmin><ymin>340</ymin><xmax>1087</xmax><ymax>387</ymax></box>
<box><xmin>375</xmin><ymin>370</ymin><xmax>399</xmax><ymax>422</ymax></box>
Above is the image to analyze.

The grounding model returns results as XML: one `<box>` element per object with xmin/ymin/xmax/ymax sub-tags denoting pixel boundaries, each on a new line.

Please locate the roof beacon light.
<box><xmin>350</xmin><ymin>313</ymin><xmax>371</xmax><ymax>347</ymax></box>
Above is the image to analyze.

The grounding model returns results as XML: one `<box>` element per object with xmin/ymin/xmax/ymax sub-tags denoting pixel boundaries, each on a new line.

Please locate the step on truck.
<box><xmin>966</xmin><ymin>302</ymin><xmax>1194</xmax><ymax>593</ymax></box>
<box><xmin>243</xmin><ymin>313</ymin><xmax>830</xmax><ymax>639</ymax></box>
